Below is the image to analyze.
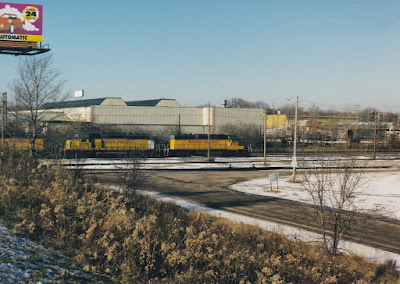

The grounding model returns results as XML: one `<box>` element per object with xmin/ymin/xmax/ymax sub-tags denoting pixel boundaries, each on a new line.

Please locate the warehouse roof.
<box><xmin>126</xmin><ymin>99</ymin><xmax>180</xmax><ymax>107</ymax></box>
<box><xmin>43</xmin><ymin>97</ymin><xmax>180</xmax><ymax>109</ymax></box>
<box><xmin>126</xmin><ymin>99</ymin><xmax>163</xmax><ymax>106</ymax></box>
<box><xmin>43</xmin><ymin>98</ymin><xmax>115</xmax><ymax>109</ymax></box>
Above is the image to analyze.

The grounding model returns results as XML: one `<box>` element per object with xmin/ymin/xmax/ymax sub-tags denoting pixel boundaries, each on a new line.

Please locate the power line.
<box><xmin>293</xmin><ymin>98</ymin><xmax>365</xmax><ymax>113</ymax></box>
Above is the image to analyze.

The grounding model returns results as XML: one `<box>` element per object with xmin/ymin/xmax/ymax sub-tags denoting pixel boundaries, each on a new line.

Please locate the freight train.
<box><xmin>64</xmin><ymin>133</ymin><xmax>247</xmax><ymax>158</ymax></box>
<box><xmin>168</xmin><ymin>134</ymin><xmax>246</xmax><ymax>156</ymax></box>
<box><xmin>1</xmin><ymin>133</ymin><xmax>247</xmax><ymax>158</ymax></box>
<box><xmin>64</xmin><ymin>133</ymin><xmax>155</xmax><ymax>158</ymax></box>
<box><xmin>0</xmin><ymin>136</ymin><xmax>43</xmax><ymax>151</ymax></box>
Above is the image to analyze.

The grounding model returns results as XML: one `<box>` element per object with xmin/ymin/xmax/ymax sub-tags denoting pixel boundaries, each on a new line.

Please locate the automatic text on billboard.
<box><xmin>0</xmin><ymin>2</ymin><xmax>43</xmax><ymax>42</ymax></box>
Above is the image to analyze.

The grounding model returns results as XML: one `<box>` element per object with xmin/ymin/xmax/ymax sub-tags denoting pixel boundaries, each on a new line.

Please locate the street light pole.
<box><xmin>293</xmin><ymin>96</ymin><xmax>298</xmax><ymax>180</ymax></box>
<box><xmin>263</xmin><ymin>111</ymin><xmax>267</xmax><ymax>166</ymax></box>
<box><xmin>207</xmin><ymin>106</ymin><xmax>211</xmax><ymax>161</ymax></box>
<box><xmin>287</xmin><ymin>96</ymin><xmax>299</xmax><ymax>181</ymax></box>
<box><xmin>373</xmin><ymin>112</ymin><xmax>378</xmax><ymax>160</ymax></box>
<box><xmin>260</xmin><ymin>110</ymin><xmax>267</xmax><ymax>166</ymax></box>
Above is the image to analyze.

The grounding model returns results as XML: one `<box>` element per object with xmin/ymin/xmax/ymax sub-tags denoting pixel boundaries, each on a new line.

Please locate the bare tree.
<box><xmin>220</xmin><ymin>122</ymin><xmax>262</xmax><ymax>149</ymax></box>
<box><xmin>9</xmin><ymin>54</ymin><xmax>67</xmax><ymax>152</ymax></box>
<box><xmin>280</xmin><ymin>104</ymin><xmax>305</xmax><ymax>115</ymax></box>
<box><xmin>300</xmin><ymin>154</ymin><xmax>369</xmax><ymax>256</ymax></box>
<box><xmin>306</xmin><ymin>104</ymin><xmax>324</xmax><ymax>116</ymax></box>
<box><xmin>359</xmin><ymin>107</ymin><xmax>379</xmax><ymax>122</ymax></box>
<box><xmin>119</xmin><ymin>154</ymin><xmax>148</xmax><ymax>197</ymax></box>
<box><xmin>230</xmin><ymin>97</ymin><xmax>271</xmax><ymax>110</ymax></box>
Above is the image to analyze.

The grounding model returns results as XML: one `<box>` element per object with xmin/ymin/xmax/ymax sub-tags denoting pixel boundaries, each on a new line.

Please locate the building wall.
<box><xmin>266</xmin><ymin>114</ymin><xmax>287</xmax><ymax>129</ymax></box>
<box><xmin>45</xmin><ymin>104</ymin><xmax>267</xmax><ymax>134</ymax></box>
<box><xmin>60</xmin><ymin>107</ymin><xmax>92</xmax><ymax>122</ymax></box>
<box><xmin>102</xmin><ymin>124</ymin><xmax>208</xmax><ymax>134</ymax></box>
<box><xmin>214</xmin><ymin>108</ymin><xmax>265</xmax><ymax>132</ymax></box>
<box><xmin>91</xmin><ymin>106</ymin><xmax>204</xmax><ymax>127</ymax></box>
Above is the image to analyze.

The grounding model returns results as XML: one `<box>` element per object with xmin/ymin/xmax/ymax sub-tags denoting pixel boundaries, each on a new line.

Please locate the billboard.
<box><xmin>0</xmin><ymin>3</ymin><xmax>43</xmax><ymax>42</ymax></box>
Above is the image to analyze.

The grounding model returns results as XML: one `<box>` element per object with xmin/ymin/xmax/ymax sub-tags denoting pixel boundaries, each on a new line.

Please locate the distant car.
<box><xmin>0</xmin><ymin>13</ymin><xmax>24</xmax><ymax>34</ymax></box>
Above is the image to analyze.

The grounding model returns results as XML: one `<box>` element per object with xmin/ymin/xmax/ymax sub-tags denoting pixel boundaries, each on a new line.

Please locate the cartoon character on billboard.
<box><xmin>0</xmin><ymin>4</ymin><xmax>39</xmax><ymax>34</ymax></box>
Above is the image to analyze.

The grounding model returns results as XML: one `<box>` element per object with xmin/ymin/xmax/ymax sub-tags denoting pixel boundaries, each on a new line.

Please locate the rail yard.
<box><xmin>61</xmin><ymin>153</ymin><xmax>400</xmax><ymax>172</ymax></box>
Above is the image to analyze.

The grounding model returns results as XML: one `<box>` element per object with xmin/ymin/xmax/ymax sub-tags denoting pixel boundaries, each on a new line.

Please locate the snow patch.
<box><xmin>229</xmin><ymin>172</ymin><xmax>400</xmax><ymax>220</ymax></box>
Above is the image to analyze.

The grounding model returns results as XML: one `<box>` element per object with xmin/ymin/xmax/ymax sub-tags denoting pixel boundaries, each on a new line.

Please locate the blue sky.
<box><xmin>2</xmin><ymin>0</ymin><xmax>400</xmax><ymax>112</ymax></box>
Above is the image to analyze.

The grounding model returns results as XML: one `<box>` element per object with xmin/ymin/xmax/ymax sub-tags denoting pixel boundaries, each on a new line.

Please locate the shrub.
<box><xmin>0</xmin><ymin>151</ymin><xmax>398</xmax><ymax>283</ymax></box>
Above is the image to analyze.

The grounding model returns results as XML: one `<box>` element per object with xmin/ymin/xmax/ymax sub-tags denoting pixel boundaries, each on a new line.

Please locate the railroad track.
<box><xmin>52</xmin><ymin>155</ymin><xmax>400</xmax><ymax>173</ymax></box>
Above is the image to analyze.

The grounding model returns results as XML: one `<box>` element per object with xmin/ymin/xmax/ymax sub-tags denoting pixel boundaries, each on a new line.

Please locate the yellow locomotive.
<box><xmin>1</xmin><ymin>137</ymin><xmax>43</xmax><ymax>151</ymax></box>
<box><xmin>168</xmin><ymin>134</ymin><xmax>246</xmax><ymax>156</ymax></box>
<box><xmin>64</xmin><ymin>133</ymin><xmax>155</xmax><ymax>158</ymax></box>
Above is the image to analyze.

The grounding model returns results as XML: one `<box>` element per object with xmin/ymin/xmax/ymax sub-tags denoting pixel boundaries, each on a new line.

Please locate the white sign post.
<box><xmin>269</xmin><ymin>172</ymin><xmax>279</xmax><ymax>191</ymax></box>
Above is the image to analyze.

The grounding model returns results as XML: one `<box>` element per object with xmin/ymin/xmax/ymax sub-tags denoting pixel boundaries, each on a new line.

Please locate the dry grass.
<box><xmin>0</xmin><ymin>150</ymin><xmax>398</xmax><ymax>283</ymax></box>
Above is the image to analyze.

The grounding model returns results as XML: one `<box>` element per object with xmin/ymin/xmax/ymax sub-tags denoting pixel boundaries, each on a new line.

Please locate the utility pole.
<box><xmin>1</xmin><ymin>92</ymin><xmax>7</xmax><ymax>144</ymax></box>
<box><xmin>373</xmin><ymin>112</ymin><xmax>378</xmax><ymax>160</ymax></box>
<box><xmin>287</xmin><ymin>96</ymin><xmax>298</xmax><ymax>181</ymax></box>
<box><xmin>207</xmin><ymin>105</ymin><xmax>211</xmax><ymax>161</ymax></box>
<box><xmin>178</xmin><ymin>113</ymin><xmax>181</xmax><ymax>134</ymax></box>
<box><xmin>263</xmin><ymin>110</ymin><xmax>267</xmax><ymax>166</ymax></box>
<box><xmin>293</xmin><ymin>96</ymin><xmax>298</xmax><ymax>180</ymax></box>
<box><xmin>355</xmin><ymin>104</ymin><xmax>360</xmax><ymax>130</ymax></box>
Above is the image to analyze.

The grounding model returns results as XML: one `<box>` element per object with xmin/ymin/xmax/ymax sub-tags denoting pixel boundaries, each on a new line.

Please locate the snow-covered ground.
<box><xmin>229</xmin><ymin>171</ymin><xmax>400</xmax><ymax>220</ymax></box>
<box><xmin>0</xmin><ymin>223</ymin><xmax>112</xmax><ymax>283</ymax></box>
<box><xmin>57</xmin><ymin>154</ymin><xmax>400</xmax><ymax>170</ymax></box>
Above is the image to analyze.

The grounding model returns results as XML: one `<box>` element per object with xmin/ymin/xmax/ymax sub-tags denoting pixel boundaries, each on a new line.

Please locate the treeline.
<box><xmin>0</xmin><ymin>150</ymin><xmax>398</xmax><ymax>283</ymax></box>
<box><xmin>224</xmin><ymin>98</ymin><xmax>399</xmax><ymax>123</ymax></box>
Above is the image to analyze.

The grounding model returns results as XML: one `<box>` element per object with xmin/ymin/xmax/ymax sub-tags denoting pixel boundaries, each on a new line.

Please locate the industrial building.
<box><xmin>42</xmin><ymin>97</ymin><xmax>267</xmax><ymax>134</ymax></box>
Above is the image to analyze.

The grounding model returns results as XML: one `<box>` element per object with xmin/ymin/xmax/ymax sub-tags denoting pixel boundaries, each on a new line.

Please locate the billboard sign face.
<box><xmin>0</xmin><ymin>3</ymin><xmax>43</xmax><ymax>42</ymax></box>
